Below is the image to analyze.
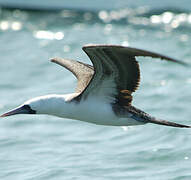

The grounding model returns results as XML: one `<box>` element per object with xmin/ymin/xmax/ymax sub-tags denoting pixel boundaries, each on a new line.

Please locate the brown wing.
<box><xmin>51</xmin><ymin>57</ymin><xmax>94</xmax><ymax>93</ymax></box>
<box><xmin>74</xmin><ymin>45</ymin><xmax>185</xmax><ymax>105</ymax></box>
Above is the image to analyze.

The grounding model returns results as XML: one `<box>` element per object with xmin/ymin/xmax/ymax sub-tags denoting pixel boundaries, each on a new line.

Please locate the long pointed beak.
<box><xmin>0</xmin><ymin>105</ymin><xmax>36</xmax><ymax>117</ymax></box>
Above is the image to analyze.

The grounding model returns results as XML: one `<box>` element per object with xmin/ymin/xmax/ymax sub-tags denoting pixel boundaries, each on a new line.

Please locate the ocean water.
<box><xmin>0</xmin><ymin>5</ymin><xmax>191</xmax><ymax>180</ymax></box>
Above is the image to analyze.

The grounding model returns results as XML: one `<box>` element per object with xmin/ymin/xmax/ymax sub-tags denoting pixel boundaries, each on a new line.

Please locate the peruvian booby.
<box><xmin>0</xmin><ymin>45</ymin><xmax>190</xmax><ymax>128</ymax></box>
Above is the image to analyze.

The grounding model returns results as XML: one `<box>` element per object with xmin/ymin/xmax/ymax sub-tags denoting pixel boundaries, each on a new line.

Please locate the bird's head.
<box><xmin>0</xmin><ymin>104</ymin><xmax>36</xmax><ymax>117</ymax></box>
<box><xmin>0</xmin><ymin>95</ymin><xmax>67</xmax><ymax>118</ymax></box>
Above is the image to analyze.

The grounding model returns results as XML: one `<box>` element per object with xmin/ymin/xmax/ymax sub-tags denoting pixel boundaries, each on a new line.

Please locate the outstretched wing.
<box><xmin>51</xmin><ymin>57</ymin><xmax>94</xmax><ymax>93</ymax></box>
<box><xmin>74</xmin><ymin>45</ymin><xmax>185</xmax><ymax>105</ymax></box>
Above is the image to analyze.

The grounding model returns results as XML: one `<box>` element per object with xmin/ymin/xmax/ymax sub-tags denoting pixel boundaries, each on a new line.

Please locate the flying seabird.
<box><xmin>0</xmin><ymin>45</ymin><xmax>190</xmax><ymax>128</ymax></box>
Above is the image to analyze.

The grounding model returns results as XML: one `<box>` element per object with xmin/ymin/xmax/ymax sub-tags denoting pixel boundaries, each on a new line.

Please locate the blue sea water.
<box><xmin>0</xmin><ymin>3</ymin><xmax>191</xmax><ymax>180</ymax></box>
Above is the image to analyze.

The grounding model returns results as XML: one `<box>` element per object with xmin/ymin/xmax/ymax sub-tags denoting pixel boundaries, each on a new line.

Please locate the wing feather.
<box><xmin>51</xmin><ymin>45</ymin><xmax>186</xmax><ymax>106</ymax></box>
<box><xmin>75</xmin><ymin>45</ymin><xmax>185</xmax><ymax>104</ymax></box>
<box><xmin>51</xmin><ymin>57</ymin><xmax>94</xmax><ymax>93</ymax></box>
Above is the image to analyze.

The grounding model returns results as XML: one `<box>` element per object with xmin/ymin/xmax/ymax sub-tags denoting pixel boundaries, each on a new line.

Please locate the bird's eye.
<box><xmin>23</xmin><ymin>105</ymin><xmax>36</xmax><ymax>114</ymax></box>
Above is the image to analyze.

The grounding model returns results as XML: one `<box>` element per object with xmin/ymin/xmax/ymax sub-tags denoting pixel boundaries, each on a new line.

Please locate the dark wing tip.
<box><xmin>82</xmin><ymin>44</ymin><xmax>124</xmax><ymax>51</ymax></box>
<box><xmin>83</xmin><ymin>44</ymin><xmax>188</xmax><ymax>66</ymax></box>
<box><xmin>50</xmin><ymin>57</ymin><xmax>59</xmax><ymax>63</ymax></box>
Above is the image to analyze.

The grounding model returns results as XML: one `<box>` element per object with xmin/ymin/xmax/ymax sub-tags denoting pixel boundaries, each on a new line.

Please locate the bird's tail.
<box><xmin>148</xmin><ymin>117</ymin><xmax>191</xmax><ymax>128</ymax></box>
<box><xmin>129</xmin><ymin>106</ymin><xmax>190</xmax><ymax>128</ymax></box>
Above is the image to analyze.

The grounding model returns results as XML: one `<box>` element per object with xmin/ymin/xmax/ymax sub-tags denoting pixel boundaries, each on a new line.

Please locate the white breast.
<box><xmin>55</xmin><ymin>96</ymin><xmax>143</xmax><ymax>126</ymax></box>
<box><xmin>34</xmin><ymin>94</ymin><xmax>144</xmax><ymax>126</ymax></box>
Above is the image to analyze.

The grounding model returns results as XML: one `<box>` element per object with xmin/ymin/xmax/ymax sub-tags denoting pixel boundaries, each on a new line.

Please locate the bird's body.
<box><xmin>1</xmin><ymin>45</ymin><xmax>190</xmax><ymax>128</ymax></box>
<box><xmin>24</xmin><ymin>93</ymin><xmax>144</xmax><ymax>126</ymax></box>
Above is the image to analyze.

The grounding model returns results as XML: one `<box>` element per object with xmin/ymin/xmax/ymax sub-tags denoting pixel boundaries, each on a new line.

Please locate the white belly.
<box><xmin>55</xmin><ymin>97</ymin><xmax>144</xmax><ymax>126</ymax></box>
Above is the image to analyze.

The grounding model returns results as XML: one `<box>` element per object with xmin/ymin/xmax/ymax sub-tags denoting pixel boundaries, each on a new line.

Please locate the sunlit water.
<box><xmin>0</xmin><ymin>5</ymin><xmax>191</xmax><ymax>180</ymax></box>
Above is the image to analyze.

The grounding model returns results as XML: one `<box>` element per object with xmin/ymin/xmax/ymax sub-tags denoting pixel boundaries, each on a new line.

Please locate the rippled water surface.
<box><xmin>0</xmin><ymin>3</ymin><xmax>191</xmax><ymax>180</ymax></box>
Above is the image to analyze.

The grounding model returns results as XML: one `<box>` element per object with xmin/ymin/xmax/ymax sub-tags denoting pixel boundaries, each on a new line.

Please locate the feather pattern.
<box><xmin>49</xmin><ymin>45</ymin><xmax>190</xmax><ymax>128</ymax></box>
<box><xmin>51</xmin><ymin>57</ymin><xmax>94</xmax><ymax>93</ymax></box>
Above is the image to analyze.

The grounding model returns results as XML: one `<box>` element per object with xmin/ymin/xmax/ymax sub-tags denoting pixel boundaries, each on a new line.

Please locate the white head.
<box><xmin>0</xmin><ymin>94</ymin><xmax>70</xmax><ymax>117</ymax></box>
